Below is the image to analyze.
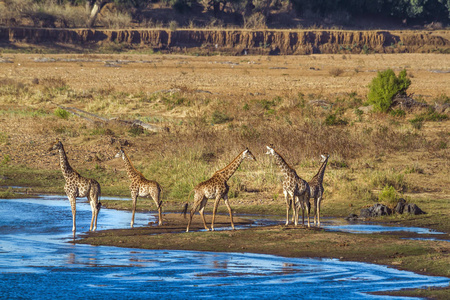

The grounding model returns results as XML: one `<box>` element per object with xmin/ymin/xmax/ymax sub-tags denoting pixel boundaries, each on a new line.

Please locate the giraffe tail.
<box><xmin>94</xmin><ymin>181</ymin><xmax>102</xmax><ymax>210</ymax></box>
<box><xmin>181</xmin><ymin>190</ymin><xmax>194</xmax><ymax>218</ymax></box>
<box><xmin>158</xmin><ymin>185</ymin><xmax>163</xmax><ymax>209</ymax></box>
<box><xmin>181</xmin><ymin>203</ymin><xmax>188</xmax><ymax>218</ymax></box>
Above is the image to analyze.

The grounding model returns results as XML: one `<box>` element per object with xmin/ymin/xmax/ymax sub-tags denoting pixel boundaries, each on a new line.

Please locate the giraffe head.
<box><xmin>50</xmin><ymin>141</ymin><xmax>63</xmax><ymax>151</ymax></box>
<box><xmin>265</xmin><ymin>144</ymin><xmax>276</xmax><ymax>156</ymax></box>
<box><xmin>320</xmin><ymin>154</ymin><xmax>330</xmax><ymax>163</ymax></box>
<box><xmin>115</xmin><ymin>147</ymin><xmax>125</xmax><ymax>159</ymax></box>
<box><xmin>243</xmin><ymin>148</ymin><xmax>257</xmax><ymax>161</ymax></box>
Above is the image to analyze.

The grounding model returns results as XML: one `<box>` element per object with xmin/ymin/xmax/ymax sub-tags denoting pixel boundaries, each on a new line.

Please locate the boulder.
<box><xmin>345</xmin><ymin>214</ymin><xmax>359</xmax><ymax>221</ymax></box>
<box><xmin>360</xmin><ymin>203</ymin><xmax>392</xmax><ymax>218</ymax></box>
<box><xmin>395</xmin><ymin>198</ymin><xmax>407</xmax><ymax>214</ymax></box>
<box><xmin>358</xmin><ymin>105</ymin><xmax>373</xmax><ymax>113</ymax></box>
<box><xmin>404</xmin><ymin>203</ymin><xmax>426</xmax><ymax>215</ymax></box>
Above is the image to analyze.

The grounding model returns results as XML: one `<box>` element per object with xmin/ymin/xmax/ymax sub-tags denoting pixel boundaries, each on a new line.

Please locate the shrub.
<box><xmin>367</xmin><ymin>69</ymin><xmax>411</xmax><ymax>112</ymax></box>
<box><xmin>128</xmin><ymin>125</ymin><xmax>144</xmax><ymax>137</ymax></box>
<box><xmin>2</xmin><ymin>154</ymin><xmax>10</xmax><ymax>165</ymax></box>
<box><xmin>411</xmin><ymin>108</ymin><xmax>448</xmax><ymax>122</ymax></box>
<box><xmin>325</xmin><ymin>112</ymin><xmax>348</xmax><ymax>126</ymax></box>
<box><xmin>243</xmin><ymin>12</ymin><xmax>267</xmax><ymax>29</ymax></box>
<box><xmin>409</xmin><ymin>118</ymin><xmax>423</xmax><ymax>130</ymax></box>
<box><xmin>101</xmin><ymin>11</ymin><xmax>131</xmax><ymax>29</ymax></box>
<box><xmin>211</xmin><ymin>111</ymin><xmax>233</xmax><ymax>124</ymax></box>
<box><xmin>378</xmin><ymin>185</ymin><xmax>399</xmax><ymax>204</ymax></box>
<box><xmin>169</xmin><ymin>20</ymin><xmax>178</xmax><ymax>31</ymax></box>
<box><xmin>329</xmin><ymin>67</ymin><xmax>344</xmax><ymax>77</ymax></box>
<box><xmin>389</xmin><ymin>109</ymin><xmax>406</xmax><ymax>118</ymax></box>
<box><xmin>54</xmin><ymin>108</ymin><xmax>70</xmax><ymax>119</ymax></box>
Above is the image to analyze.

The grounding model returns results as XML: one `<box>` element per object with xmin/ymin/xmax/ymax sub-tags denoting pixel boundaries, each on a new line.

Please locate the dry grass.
<box><xmin>0</xmin><ymin>53</ymin><xmax>448</xmax><ymax>217</ymax></box>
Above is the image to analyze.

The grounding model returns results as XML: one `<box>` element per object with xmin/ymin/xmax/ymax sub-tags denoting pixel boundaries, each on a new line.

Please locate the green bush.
<box><xmin>368</xmin><ymin>69</ymin><xmax>411</xmax><ymax>112</ymax></box>
<box><xmin>378</xmin><ymin>185</ymin><xmax>399</xmax><ymax>204</ymax></box>
<box><xmin>54</xmin><ymin>108</ymin><xmax>70</xmax><ymax>119</ymax></box>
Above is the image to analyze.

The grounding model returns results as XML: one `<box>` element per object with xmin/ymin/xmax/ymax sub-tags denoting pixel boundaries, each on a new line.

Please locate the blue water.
<box><xmin>0</xmin><ymin>196</ymin><xmax>448</xmax><ymax>299</ymax></box>
<box><xmin>323</xmin><ymin>224</ymin><xmax>445</xmax><ymax>235</ymax></box>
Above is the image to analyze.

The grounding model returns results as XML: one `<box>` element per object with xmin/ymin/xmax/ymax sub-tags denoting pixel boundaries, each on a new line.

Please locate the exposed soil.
<box><xmin>2</xmin><ymin>28</ymin><xmax>450</xmax><ymax>55</ymax></box>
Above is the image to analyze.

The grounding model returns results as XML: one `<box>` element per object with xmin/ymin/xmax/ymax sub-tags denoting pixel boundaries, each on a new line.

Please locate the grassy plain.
<box><xmin>0</xmin><ymin>52</ymin><xmax>449</xmax><ymax>298</ymax></box>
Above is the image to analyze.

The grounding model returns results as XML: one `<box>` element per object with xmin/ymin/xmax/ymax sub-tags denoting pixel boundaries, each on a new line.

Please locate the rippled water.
<box><xmin>323</xmin><ymin>224</ymin><xmax>445</xmax><ymax>235</ymax></box>
<box><xmin>0</xmin><ymin>196</ymin><xmax>448</xmax><ymax>299</ymax></box>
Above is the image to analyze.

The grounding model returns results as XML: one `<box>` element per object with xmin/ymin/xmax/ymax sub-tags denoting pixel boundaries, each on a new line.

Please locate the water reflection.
<box><xmin>323</xmin><ymin>224</ymin><xmax>445</xmax><ymax>235</ymax></box>
<box><xmin>0</xmin><ymin>196</ymin><xmax>448</xmax><ymax>299</ymax></box>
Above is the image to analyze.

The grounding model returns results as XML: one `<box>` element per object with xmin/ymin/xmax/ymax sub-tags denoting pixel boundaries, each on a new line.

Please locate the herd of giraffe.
<box><xmin>51</xmin><ymin>141</ymin><xmax>329</xmax><ymax>237</ymax></box>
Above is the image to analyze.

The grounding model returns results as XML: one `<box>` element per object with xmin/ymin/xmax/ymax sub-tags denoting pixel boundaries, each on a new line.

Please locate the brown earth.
<box><xmin>1</xmin><ymin>27</ymin><xmax>450</xmax><ymax>55</ymax></box>
<box><xmin>0</xmin><ymin>52</ymin><xmax>449</xmax><ymax>190</ymax></box>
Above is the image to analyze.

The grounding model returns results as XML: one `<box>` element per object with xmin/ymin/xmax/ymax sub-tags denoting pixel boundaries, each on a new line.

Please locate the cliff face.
<box><xmin>1</xmin><ymin>27</ymin><xmax>449</xmax><ymax>54</ymax></box>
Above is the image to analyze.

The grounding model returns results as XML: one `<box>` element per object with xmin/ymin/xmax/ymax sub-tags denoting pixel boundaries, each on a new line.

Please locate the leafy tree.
<box><xmin>367</xmin><ymin>69</ymin><xmax>411</xmax><ymax>112</ymax></box>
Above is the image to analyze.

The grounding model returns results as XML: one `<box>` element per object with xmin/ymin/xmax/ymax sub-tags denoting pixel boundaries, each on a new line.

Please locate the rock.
<box><xmin>360</xmin><ymin>203</ymin><xmax>392</xmax><ymax>218</ymax></box>
<box><xmin>395</xmin><ymin>198</ymin><xmax>407</xmax><ymax>214</ymax></box>
<box><xmin>394</xmin><ymin>199</ymin><xmax>426</xmax><ymax>215</ymax></box>
<box><xmin>404</xmin><ymin>203</ymin><xmax>426</xmax><ymax>215</ymax></box>
<box><xmin>434</xmin><ymin>103</ymin><xmax>450</xmax><ymax>114</ymax></box>
<box><xmin>358</xmin><ymin>105</ymin><xmax>373</xmax><ymax>113</ymax></box>
<box><xmin>345</xmin><ymin>213</ymin><xmax>359</xmax><ymax>221</ymax></box>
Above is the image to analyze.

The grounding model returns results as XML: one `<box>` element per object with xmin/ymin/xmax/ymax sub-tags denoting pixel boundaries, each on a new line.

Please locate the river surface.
<box><xmin>0</xmin><ymin>195</ymin><xmax>448</xmax><ymax>299</ymax></box>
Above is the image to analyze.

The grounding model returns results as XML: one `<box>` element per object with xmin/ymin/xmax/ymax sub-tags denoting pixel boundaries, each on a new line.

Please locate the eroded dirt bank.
<box><xmin>1</xmin><ymin>27</ymin><xmax>449</xmax><ymax>54</ymax></box>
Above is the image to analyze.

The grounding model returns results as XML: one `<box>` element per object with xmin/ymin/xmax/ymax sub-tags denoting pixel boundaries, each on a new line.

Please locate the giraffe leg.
<box><xmin>186</xmin><ymin>193</ymin><xmax>203</xmax><ymax>232</ymax></box>
<box><xmin>94</xmin><ymin>208</ymin><xmax>99</xmax><ymax>231</ymax></box>
<box><xmin>151</xmin><ymin>189</ymin><xmax>163</xmax><ymax>226</ymax></box>
<box><xmin>305</xmin><ymin>194</ymin><xmax>311</xmax><ymax>228</ymax></box>
<box><xmin>316</xmin><ymin>194</ymin><xmax>322</xmax><ymax>227</ymax></box>
<box><xmin>293</xmin><ymin>196</ymin><xmax>299</xmax><ymax>226</ymax></box>
<box><xmin>284</xmin><ymin>191</ymin><xmax>290</xmax><ymax>226</ymax></box>
<box><xmin>313</xmin><ymin>196</ymin><xmax>318</xmax><ymax>226</ymax></box>
<box><xmin>301</xmin><ymin>196</ymin><xmax>305</xmax><ymax>226</ymax></box>
<box><xmin>291</xmin><ymin>200</ymin><xmax>296</xmax><ymax>224</ymax></box>
<box><xmin>68</xmin><ymin>194</ymin><xmax>76</xmax><ymax>237</ymax></box>
<box><xmin>223</xmin><ymin>195</ymin><xmax>235</xmax><ymax>230</ymax></box>
<box><xmin>197</xmin><ymin>197</ymin><xmax>209</xmax><ymax>231</ymax></box>
<box><xmin>91</xmin><ymin>190</ymin><xmax>100</xmax><ymax>231</ymax></box>
<box><xmin>130</xmin><ymin>192</ymin><xmax>138</xmax><ymax>228</ymax></box>
<box><xmin>210</xmin><ymin>195</ymin><xmax>222</xmax><ymax>232</ymax></box>
<box><xmin>89</xmin><ymin>197</ymin><xmax>95</xmax><ymax>231</ymax></box>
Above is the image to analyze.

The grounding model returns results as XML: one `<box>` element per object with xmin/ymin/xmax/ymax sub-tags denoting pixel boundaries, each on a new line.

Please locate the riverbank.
<box><xmin>76</xmin><ymin>212</ymin><xmax>450</xmax><ymax>299</ymax></box>
<box><xmin>1</xmin><ymin>27</ymin><xmax>450</xmax><ymax>55</ymax></box>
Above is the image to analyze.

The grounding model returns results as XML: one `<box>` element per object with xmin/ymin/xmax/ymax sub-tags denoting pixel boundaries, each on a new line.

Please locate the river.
<box><xmin>0</xmin><ymin>195</ymin><xmax>448</xmax><ymax>299</ymax></box>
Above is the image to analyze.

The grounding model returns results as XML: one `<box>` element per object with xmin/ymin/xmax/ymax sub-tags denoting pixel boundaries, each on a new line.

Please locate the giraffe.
<box><xmin>309</xmin><ymin>154</ymin><xmax>330</xmax><ymax>227</ymax></box>
<box><xmin>265</xmin><ymin>145</ymin><xmax>311</xmax><ymax>227</ymax></box>
<box><xmin>115</xmin><ymin>147</ymin><xmax>163</xmax><ymax>227</ymax></box>
<box><xmin>51</xmin><ymin>141</ymin><xmax>101</xmax><ymax>237</ymax></box>
<box><xmin>184</xmin><ymin>148</ymin><xmax>256</xmax><ymax>232</ymax></box>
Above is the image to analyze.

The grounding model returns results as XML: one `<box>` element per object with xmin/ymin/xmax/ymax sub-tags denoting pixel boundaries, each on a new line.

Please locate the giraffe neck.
<box><xmin>272</xmin><ymin>150</ymin><xmax>296</xmax><ymax>179</ymax></box>
<box><xmin>58</xmin><ymin>146</ymin><xmax>74</xmax><ymax>178</ymax></box>
<box><xmin>312</xmin><ymin>157</ymin><xmax>329</xmax><ymax>184</ymax></box>
<box><xmin>215</xmin><ymin>150</ymin><xmax>246</xmax><ymax>181</ymax></box>
<box><xmin>121</xmin><ymin>151</ymin><xmax>143</xmax><ymax>180</ymax></box>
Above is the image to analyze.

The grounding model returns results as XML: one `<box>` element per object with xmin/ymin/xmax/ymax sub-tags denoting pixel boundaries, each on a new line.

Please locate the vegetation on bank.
<box><xmin>1</xmin><ymin>0</ymin><xmax>449</xmax><ymax>30</ymax></box>
<box><xmin>0</xmin><ymin>65</ymin><xmax>448</xmax><ymax>217</ymax></box>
